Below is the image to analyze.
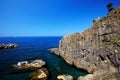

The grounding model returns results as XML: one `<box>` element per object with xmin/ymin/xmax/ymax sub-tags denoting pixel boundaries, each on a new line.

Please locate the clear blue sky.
<box><xmin>0</xmin><ymin>0</ymin><xmax>120</xmax><ymax>36</ymax></box>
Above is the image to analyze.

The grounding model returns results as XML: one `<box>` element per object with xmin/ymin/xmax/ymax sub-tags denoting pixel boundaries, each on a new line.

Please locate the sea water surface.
<box><xmin>0</xmin><ymin>37</ymin><xmax>87</xmax><ymax>80</ymax></box>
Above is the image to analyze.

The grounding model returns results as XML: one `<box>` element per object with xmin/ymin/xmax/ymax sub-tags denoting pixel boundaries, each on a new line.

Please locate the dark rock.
<box><xmin>0</xmin><ymin>43</ymin><xmax>19</xmax><ymax>50</ymax></box>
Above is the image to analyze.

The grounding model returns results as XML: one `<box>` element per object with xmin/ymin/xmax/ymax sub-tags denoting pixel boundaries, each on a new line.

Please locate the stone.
<box><xmin>17</xmin><ymin>61</ymin><xmax>28</xmax><ymax>66</ymax></box>
<box><xmin>57</xmin><ymin>74</ymin><xmax>73</xmax><ymax>80</ymax></box>
<box><xmin>30</xmin><ymin>60</ymin><xmax>46</xmax><ymax>68</ymax></box>
<box><xmin>30</xmin><ymin>68</ymin><xmax>49</xmax><ymax>80</ymax></box>
<box><xmin>37</xmin><ymin>70</ymin><xmax>47</xmax><ymax>78</ymax></box>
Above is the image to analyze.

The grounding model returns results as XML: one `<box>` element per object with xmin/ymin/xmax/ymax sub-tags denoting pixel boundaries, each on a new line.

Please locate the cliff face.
<box><xmin>50</xmin><ymin>6</ymin><xmax>120</xmax><ymax>79</ymax></box>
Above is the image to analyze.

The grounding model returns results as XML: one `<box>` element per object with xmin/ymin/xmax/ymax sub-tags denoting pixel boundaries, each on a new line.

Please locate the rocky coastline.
<box><xmin>50</xmin><ymin>6</ymin><xmax>120</xmax><ymax>80</ymax></box>
<box><xmin>0</xmin><ymin>43</ymin><xmax>19</xmax><ymax>49</ymax></box>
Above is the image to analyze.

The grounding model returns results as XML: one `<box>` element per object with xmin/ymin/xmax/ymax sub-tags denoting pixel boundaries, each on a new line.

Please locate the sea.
<box><xmin>0</xmin><ymin>37</ymin><xmax>87</xmax><ymax>80</ymax></box>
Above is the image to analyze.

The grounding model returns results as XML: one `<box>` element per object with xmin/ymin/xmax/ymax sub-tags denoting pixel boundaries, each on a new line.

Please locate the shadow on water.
<box><xmin>48</xmin><ymin>51</ymin><xmax>88</xmax><ymax>80</ymax></box>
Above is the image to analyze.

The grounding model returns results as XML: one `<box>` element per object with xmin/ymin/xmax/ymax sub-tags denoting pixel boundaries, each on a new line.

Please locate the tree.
<box><xmin>106</xmin><ymin>3</ymin><xmax>113</xmax><ymax>12</ymax></box>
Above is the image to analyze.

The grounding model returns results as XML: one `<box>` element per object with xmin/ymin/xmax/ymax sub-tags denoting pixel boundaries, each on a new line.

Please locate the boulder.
<box><xmin>12</xmin><ymin>59</ymin><xmax>46</xmax><ymax>72</ymax></box>
<box><xmin>57</xmin><ymin>74</ymin><xmax>73</xmax><ymax>80</ymax></box>
<box><xmin>30</xmin><ymin>60</ymin><xmax>46</xmax><ymax>68</ymax></box>
<box><xmin>30</xmin><ymin>68</ymin><xmax>49</xmax><ymax>80</ymax></box>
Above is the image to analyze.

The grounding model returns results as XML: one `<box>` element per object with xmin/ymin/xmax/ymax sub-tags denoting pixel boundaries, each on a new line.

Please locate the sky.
<box><xmin>0</xmin><ymin>0</ymin><xmax>120</xmax><ymax>36</ymax></box>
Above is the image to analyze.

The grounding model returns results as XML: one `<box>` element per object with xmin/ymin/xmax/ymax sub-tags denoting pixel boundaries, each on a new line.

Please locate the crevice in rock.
<box><xmin>107</xmin><ymin>54</ymin><xmax>119</xmax><ymax>68</ymax></box>
<box><xmin>99</xmin><ymin>55</ymin><xmax>105</xmax><ymax>61</ymax></box>
<box><xmin>76</xmin><ymin>67</ymin><xmax>89</xmax><ymax>74</ymax></box>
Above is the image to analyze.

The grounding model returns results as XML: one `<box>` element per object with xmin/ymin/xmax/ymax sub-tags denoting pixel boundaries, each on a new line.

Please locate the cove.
<box><xmin>0</xmin><ymin>37</ymin><xmax>88</xmax><ymax>80</ymax></box>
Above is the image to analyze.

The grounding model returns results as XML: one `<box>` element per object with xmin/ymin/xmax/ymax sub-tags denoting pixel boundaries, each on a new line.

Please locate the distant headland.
<box><xmin>0</xmin><ymin>43</ymin><xmax>19</xmax><ymax>50</ymax></box>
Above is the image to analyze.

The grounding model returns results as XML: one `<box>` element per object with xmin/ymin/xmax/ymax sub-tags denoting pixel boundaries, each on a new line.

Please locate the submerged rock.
<box><xmin>30</xmin><ymin>68</ymin><xmax>49</xmax><ymax>80</ymax></box>
<box><xmin>57</xmin><ymin>74</ymin><xmax>73</xmax><ymax>80</ymax></box>
<box><xmin>0</xmin><ymin>43</ymin><xmax>19</xmax><ymax>49</ymax></box>
<box><xmin>50</xmin><ymin>6</ymin><xmax>120</xmax><ymax>80</ymax></box>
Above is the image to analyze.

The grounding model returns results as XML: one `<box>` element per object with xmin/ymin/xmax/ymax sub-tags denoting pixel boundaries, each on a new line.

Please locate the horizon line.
<box><xmin>0</xmin><ymin>36</ymin><xmax>63</xmax><ymax>37</ymax></box>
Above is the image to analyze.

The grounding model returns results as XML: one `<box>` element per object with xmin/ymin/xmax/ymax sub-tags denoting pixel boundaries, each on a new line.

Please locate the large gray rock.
<box><xmin>50</xmin><ymin>6</ymin><xmax>120</xmax><ymax>80</ymax></box>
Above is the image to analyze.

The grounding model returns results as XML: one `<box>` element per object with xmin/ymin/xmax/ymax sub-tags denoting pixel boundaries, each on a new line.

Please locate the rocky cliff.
<box><xmin>50</xmin><ymin>6</ymin><xmax>120</xmax><ymax>80</ymax></box>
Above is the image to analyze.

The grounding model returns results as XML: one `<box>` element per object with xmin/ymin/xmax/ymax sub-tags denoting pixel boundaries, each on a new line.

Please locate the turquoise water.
<box><xmin>0</xmin><ymin>37</ymin><xmax>87</xmax><ymax>80</ymax></box>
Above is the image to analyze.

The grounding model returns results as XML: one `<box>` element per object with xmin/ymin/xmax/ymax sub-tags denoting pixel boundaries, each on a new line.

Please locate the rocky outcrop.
<box><xmin>30</xmin><ymin>68</ymin><xmax>49</xmax><ymax>80</ymax></box>
<box><xmin>0</xmin><ymin>43</ymin><xmax>19</xmax><ymax>49</ymax></box>
<box><xmin>12</xmin><ymin>59</ymin><xmax>46</xmax><ymax>71</ymax></box>
<box><xmin>78</xmin><ymin>70</ymin><xmax>120</xmax><ymax>80</ymax></box>
<box><xmin>50</xmin><ymin>6</ymin><xmax>120</xmax><ymax>79</ymax></box>
<box><xmin>12</xmin><ymin>59</ymin><xmax>49</xmax><ymax>80</ymax></box>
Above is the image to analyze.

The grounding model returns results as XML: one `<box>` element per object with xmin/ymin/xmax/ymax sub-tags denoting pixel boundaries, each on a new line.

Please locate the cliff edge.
<box><xmin>50</xmin><ymin>6</ymin><xmax>120</xmax><ymax>80</ymax></box>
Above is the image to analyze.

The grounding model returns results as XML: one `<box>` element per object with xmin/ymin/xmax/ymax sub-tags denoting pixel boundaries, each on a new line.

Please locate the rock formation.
<box><xmin>0</xmin><ymin>43</ymin><xmax>19</xmax><ymax>49</ymax></box>
<box><xmin>12</xmin><ymin>59</ymin><xmax>46</xmax><ymax>71</ymax></box>
<box><xmin>12</xmin><ymin>59</ymin><xmax>49</xmax><ymax>80</ymax></box>
<box><xmin>50</xmin><ymin>6</ymin><xmax>120</xmax><ymax>80</ymax></box>
<box><xmin>30</xmin><ymin>68</ymin><xmax>49</xmax><ymax>80</ymax></box>
<box><xmin>57</xmin><ymin>74</ymin><xmax>73</xmax><ymax>80</ymax></box>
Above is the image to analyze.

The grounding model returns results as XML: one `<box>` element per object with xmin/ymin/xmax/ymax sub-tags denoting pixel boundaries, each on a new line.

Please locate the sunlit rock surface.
<box><xmin>12</xmin><ymin>59</ymin><xmax>49</xmax><ymax>80</ymax></box>
<box><xmin>12</xmin><ymin>59</ymin><xmax>46</xmax><ymax>72</ymax></box>
<box><xmin>57</xmin><ymin>74</ymin><xmax>73</xmax><ymax>80</ymax></box>
<box><xmin>50</xmin><ymin>6</ymin><xmax>120</xmax><ymax>80</ymax></box>
<box><xmin>30</xmin><ymin>68</ymin><xmax>49</xmax><ymax>80</ymax></box>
